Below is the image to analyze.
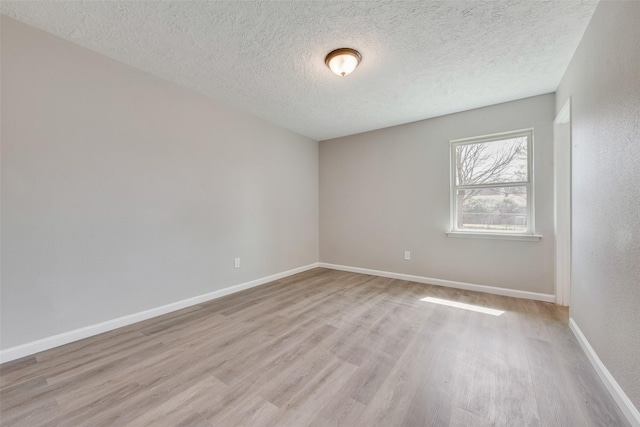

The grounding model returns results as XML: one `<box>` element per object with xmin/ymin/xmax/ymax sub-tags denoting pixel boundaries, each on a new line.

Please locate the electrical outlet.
<box><xmin>234</xmin><ymin>257</ymin><xmax>240</xmax><ymax>268</ymax></box>
<box><xmin>404</xmin><ymin>251</ymin><xmax>411</xmax><ymax>261</ymax></box>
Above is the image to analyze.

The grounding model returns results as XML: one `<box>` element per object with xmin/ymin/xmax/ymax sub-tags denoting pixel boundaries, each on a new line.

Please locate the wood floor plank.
<box><xmin>0</xmin><ymin>268</ymin><xmax>630</xmax><ymax>426</ymax></box>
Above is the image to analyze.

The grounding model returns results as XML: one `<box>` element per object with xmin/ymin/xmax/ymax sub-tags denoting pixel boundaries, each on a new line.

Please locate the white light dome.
<box><xmin>325</xmin><ymin>48</ymin><xmax>362</xmax><ymax>77</ymax></box>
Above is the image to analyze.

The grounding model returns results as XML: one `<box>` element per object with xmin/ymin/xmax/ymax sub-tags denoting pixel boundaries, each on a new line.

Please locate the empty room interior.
<box><xmin>1</xmin><ymin>1</ymin><xmax>639</xmax><ymax>426</ymax></box>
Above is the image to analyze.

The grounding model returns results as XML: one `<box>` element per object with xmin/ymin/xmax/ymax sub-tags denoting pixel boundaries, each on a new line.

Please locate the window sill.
<box><xmin>446</xmin><ymin>232</ymin><xmax>542</xmax><ymax>241</ymax></box>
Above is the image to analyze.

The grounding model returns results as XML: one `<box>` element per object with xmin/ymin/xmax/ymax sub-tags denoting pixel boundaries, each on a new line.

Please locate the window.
<box><xmin>449</xmin><ymin>129</ymin><xmax>538</xmax><ymax>239</ymax></box>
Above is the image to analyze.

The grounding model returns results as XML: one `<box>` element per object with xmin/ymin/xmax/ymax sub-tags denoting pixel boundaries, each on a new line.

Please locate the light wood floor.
<box><xmin>0</xmin><ymin>268</ymin><xmax>629</xmax><ymax>426</ymax></box>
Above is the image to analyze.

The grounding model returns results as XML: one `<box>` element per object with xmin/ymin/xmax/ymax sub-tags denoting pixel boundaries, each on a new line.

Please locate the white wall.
<box><xmin>320</xmin><ymin>94</ymin><xmax>555</xmax><ymax>295</ymax></box>
<box><xmin>0</xmin><ymin>16</ymin><xmax>319</xmax><ymax>350</ymax></box>
<box><xmin>556</xmin><ymin>1</ymin><xmax>640</xmax><ymax>411</ymax></box>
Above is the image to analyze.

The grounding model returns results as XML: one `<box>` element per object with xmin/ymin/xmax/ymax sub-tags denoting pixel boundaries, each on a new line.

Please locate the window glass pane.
<box><xmin>455</xmin><ymin>137</ymin><xmax>528</xmax><ymax>185</ymax></box>
<box><xmin>456</xmin><ymin>186</ymin><xmax>527</xmax><ymax>232</ymax></box>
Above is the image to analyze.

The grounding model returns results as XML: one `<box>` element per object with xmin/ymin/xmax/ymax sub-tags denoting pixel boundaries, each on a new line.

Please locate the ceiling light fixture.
<box><xmin>325</xmin><ymin>48</ymin><xmax>361</xmax><ymax>77</ymax></box>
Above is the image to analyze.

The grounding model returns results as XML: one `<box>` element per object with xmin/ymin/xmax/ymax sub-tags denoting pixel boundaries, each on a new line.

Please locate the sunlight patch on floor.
<box><xmin>420</xmin><ymin>296</ymin><xmax>505</xmax><ymax>316</ymax></box>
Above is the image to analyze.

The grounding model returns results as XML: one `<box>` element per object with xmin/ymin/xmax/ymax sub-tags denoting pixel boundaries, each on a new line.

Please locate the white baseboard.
<box><xmin>318</xmin><ymin>263</ymin><xmax>555</xmax><ymax>303</ymax></box>
<box><xmin>0</xmin><ymin>263</ymin><xmax>320</xmax><ymax>364</ymax></box>
<box><xmin>569</xmin><ymin>318</ymin><xmax>640</xmax><ymax>427</ymax></box>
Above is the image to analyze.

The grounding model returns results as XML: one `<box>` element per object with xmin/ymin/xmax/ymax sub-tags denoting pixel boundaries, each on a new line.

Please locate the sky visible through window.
<box><xmin>454</xmin><ymin>135</ymin><xmax>530</xmax><ymax>232</ymax></box>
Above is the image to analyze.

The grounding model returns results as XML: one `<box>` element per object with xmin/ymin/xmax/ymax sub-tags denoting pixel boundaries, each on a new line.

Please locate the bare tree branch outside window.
<box><xmin>453</xmin><ymin>136</ymin><xmax>530</xmax><ymax>231</ymax></box>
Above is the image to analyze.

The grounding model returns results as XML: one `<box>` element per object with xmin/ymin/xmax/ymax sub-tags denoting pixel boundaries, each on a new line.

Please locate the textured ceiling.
<box><xmin>1</xmin><ymin>1</ymin><xmax>598</xmax><ymax>141</ymax></box>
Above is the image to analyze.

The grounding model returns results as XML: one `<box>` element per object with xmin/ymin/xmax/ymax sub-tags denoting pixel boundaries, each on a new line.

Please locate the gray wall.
<box><xmin>320</xmin><ymin>94</ymin><xmax>555</xmax><ymax>295</ymax></box>
<box><xmin>556</xmin><ymin>1</ymin><xmax>640</xmax><ymax>409</ymax></box>
<box><xmin>0</xmin><ymin>17</ymin><xmax>319</xmax><ymax>350</ymax></box>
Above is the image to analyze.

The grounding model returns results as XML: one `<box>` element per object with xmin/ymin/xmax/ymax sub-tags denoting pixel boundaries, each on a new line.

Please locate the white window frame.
<box><xmin>447</xmin><ymin>129</ymin><xmax>541</xmax><ymax>241</ymax></box>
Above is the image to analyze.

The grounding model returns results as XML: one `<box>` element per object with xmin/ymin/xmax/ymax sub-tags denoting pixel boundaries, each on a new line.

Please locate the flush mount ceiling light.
<box><xmin>325</xmin><ymin>48</ymin><xmax>362</xmax><ymax>77</ymax></box>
